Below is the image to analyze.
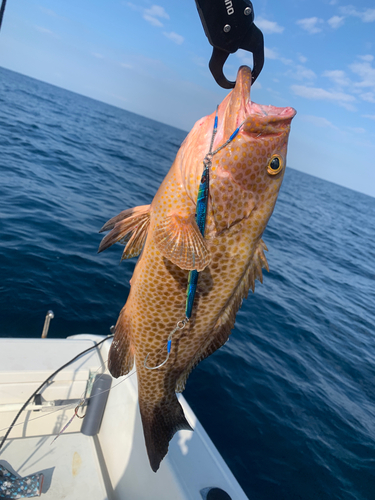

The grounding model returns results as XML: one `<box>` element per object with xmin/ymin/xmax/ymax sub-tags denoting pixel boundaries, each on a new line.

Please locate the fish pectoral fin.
<box><xmin>98</xmin><ymin>204</ymin><xmax>151</xmax><ymax>259</ymax></box>
<box><xmin>139</xmin><ymin>395</ymin><xmax>192</xmax><ymax>472</ymax></box>
<box><xmin>154</xmin><ymin>213</ymin><xmax>211</xmax><ymax>271</ymax></box>
<box><xmin>108</xmin><ymin>313</ymin><xmax>134</xmax><ymax>378</ymax></box>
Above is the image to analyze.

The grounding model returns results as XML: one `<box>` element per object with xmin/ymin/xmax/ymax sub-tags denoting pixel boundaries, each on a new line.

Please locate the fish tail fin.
<box><xmin>108</xmin><ymin>312</ymin><xmax>134</xmax><ymax>378</ymax></box>
<box><xmin>139</xmin><ymin>395</ymin><xmax>192</xmax><ymax>472</ymax></box>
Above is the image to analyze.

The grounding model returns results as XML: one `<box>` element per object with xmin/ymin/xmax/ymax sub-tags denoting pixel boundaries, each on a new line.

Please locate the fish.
<box><xmin>98</xmin><ymin>65</ymin><xmax>296</xmax><ymax>472</ymax></box>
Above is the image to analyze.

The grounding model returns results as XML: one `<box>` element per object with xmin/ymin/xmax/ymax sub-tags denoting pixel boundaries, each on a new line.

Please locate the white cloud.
<box><xmin>120</xmin><ymin>62</ymin><xmax>133</xmax><ymax>69</ymax></box>
<box><xmin>238</xmin><ymin>46</ymin><xmax>293</xmax><ymax>66</ymax></box>
<box><xmin>291</xmin><ymin>85</ymin><xmax>355</xmax><ymax>102</ymax></box>
<box><xmin>347</xmin><ymin>127</ymin><xmax>366</xmax><ymax>134</ymax></box>
<box><xmin>39</xmin><ymin>6</ymin><xmax>67</xmax><ymax>22</ymax></box>
<box><xmin>328</xmin><ymin>16</ymin><xmax>345</xmax><ymax>29</ymax></box>
<box><xmin>359</xmin><ymin>54</ymin><xmax>374</xmax><ymax>62</ymax></box>
<box><xmin>256</xmin><ymin>17</ymin><xmax>284</xmax><ymax>34</ymax></box>
<box><xmin>349</xmin><ymin>59</ymin><xmax>375</xmax><ymax>89</ymax></box>
<box><xmin>92</xmin><ymin>52</ymin><xmax>104</xmax><ymax>59</ymax></box>
<box><xmin>252</xmin><ymin>80</ymin><xmax>262</xmax><ymax>90</ymax></box>
<box><xmin>35</xmin><ymin>26</ymin><xmax>59</xmax><ymax>38</ymax></box>
<box><xmin>145</xmin><ymin>5</ymin><xmax>169</xmax><ymax>18</ymax></box>
<box><xmin>39</xmin><ymin>7</ymin><xmax>58</xmax><ymax>17</ymax></box>
<box><xmin>340</xmin><ymin>6</ymin><xmax>375</xmax><ymax>23</ymax></box>
<box><xmin>298</xmin><ymin>55</ymin><xmax>308</xmax><ymax>63</ymax></box>
<box><xmin>362</xmin><ymin>10</ymin><xmax>375</xmax><ymax>22</ymax></box>
<box><xmin>287</xmin><ymin>65</ymin><xmax>316</xmax><ymax>81</ymax></box>
<box><xmin>264</xmin><ymin>47</ymin><xmax>278</xmax><ymax>59</ymax></box>
<box><xmin>143</xmin><ymin>5</ymin><xmax>169</xmax><ymax>27</ymax></box>
<box><xmin>301</xmin><ymin>115</ymin><xmax>337</xmax><ymax>129</ymax></box>
<box><xmin>291</xmin><ymin>84</ymin><xmax>356</xmax><ymax>110</ymax></box>
<box><xmin>143</xmin><ymin>15</ymin><xmax>163</xmax><ymax>27</ymax></box>
<box><xmin>128</xmin><ymin>3</ymin><xmax>170</xmax><ymax>27</ymax></box>
<box><xmin>363</xmin><ymin>114</ymin><xmax>375</xmax><ymax>120</ymax></box>
<box><xmin>264</xmin><ymin>47</ymin><xmax>292</xmax><ymax>65</ymax></box>
<box><xmin>191</xmin><ymin>55</ymin><xmax>206</xmax><ymax>67</ymax></box>
<box><xmin>296</xmin><ymin>17</ymin><xmax>324</xmax><ymax>34</ymax></box>
<box><xmin>236</xmin><ymin>51</ymin><xmax>253</xmax><ymax>68</ymax></box>
<box><xmin>163</xmin><ymin>31</ymin><xmax>184</xmax><ymax>45</ymax></box>
<box><xmin>323</xmin><ymin>70</ymin><xmax>351</xmax><ymax>87</ymax></box>
<box><xmin>360</xmin><ymin>92</ymin><xmax>375</xmax><ymax>103</ymax></box>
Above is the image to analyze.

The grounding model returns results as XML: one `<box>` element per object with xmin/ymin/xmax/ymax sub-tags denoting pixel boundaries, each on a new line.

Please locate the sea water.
<box><xmin>1</xmin><ymin>66</ymin><xmax>375</xmax><ymax>500</ymax></box>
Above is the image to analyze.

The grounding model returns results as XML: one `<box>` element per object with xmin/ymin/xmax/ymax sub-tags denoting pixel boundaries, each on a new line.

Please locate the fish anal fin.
<box><xmin>175</xmin><ymin>239</ymin><xmax>269</xmax><ymax>392</ymax></box>
<box><xmin>154</xmin><ymin>213</ymin><xmax>211</xmax><ymax>271</ymax></box>
<box><xmin>108</xmin><ymin>313</ymin><xmax>134</xmax><ymax>378</ymax></box>
<box><xmin>175</xmin><ymin>322</ymin><xmax>231</xmax><ymax>393</ymax></box>
<box><xmin>253</xmin><ymin>239</ymin><xmax>269</xmax><ymax>285</ymax></box>
<box><xmin>98</xmin><ymin>205</ymin><xmax>151</xmax><ymax>258</ymax></box>
<box><xmin>139</xmin><ymin>395</ymin><xmax>192</xmax><ymax>472</ymax></box>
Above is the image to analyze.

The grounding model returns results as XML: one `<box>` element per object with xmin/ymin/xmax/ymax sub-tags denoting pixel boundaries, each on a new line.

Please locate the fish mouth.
<box><xmin>216</xmin><ymin>66</ymin><xmax>296</xmax><ymax>142</ymax></box>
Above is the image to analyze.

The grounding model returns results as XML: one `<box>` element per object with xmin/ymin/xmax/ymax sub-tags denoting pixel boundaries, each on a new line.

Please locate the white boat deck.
<box><xmin>0</xmin><ymin>335</ymin><xmax>249</xmax><ymax>499</ymax></box>
<box><xmin>2</xmin><ymin>434</ymin><xmax>108</xmax><ymax>499</ymax></box>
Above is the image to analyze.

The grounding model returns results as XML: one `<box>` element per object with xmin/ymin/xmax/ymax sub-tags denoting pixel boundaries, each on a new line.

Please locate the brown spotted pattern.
<box><xmin>101</xmin><ymin>66</ymin><xmax>296</xmax><ymax>472</ymax></box>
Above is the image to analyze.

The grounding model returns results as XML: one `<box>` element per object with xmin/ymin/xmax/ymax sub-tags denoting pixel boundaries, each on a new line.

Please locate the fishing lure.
<box><xmin>145</xmin><ymin>108</ymin><xmax>244</xmax><ymax>370</ymax></box>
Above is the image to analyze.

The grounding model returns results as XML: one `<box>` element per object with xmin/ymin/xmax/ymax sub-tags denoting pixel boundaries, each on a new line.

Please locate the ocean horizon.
<box><xmin>1</xmin><ymin>65</ymin><xmax>375</xmax><ymax>500</ymax></box>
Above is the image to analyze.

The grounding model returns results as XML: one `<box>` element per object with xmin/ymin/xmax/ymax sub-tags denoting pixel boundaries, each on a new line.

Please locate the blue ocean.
<box><xmin>1</xmin><ymin>65</ymin><xmax>375</xmax><ymax>500</ymax></box>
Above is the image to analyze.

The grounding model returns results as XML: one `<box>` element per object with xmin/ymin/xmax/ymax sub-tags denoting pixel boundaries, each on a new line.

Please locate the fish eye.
<box><xmin>267</xmin><ymin>155</ymin><xmax>283</xmax><ymax>175</ymax></box>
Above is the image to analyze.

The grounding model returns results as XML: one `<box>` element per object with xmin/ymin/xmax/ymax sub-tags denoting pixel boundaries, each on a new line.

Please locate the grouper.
<box><xmin>98</xmin><ymin>65</ymin><xmax>296</xmax><ymax>471</ymax></box>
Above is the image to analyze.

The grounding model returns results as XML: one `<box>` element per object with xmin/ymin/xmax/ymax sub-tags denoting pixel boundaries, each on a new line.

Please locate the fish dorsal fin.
<box><xmin>98</xmin><ymin>204</ymin><xmax>151</xmax><ymax>259</ymax></box>
<box><xmin>154</xmin><ymin>213</ymin><xmax>211</xmax><ymax>271</ymax></box>
<box><xmin>175</xmin><ymin>239</ymin><xmax>268</xmax><ymax>392</ymax></box>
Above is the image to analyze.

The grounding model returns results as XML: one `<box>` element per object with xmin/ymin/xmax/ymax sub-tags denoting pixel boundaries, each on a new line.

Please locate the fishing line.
<box><xmin>0</xmin><ymin>333</ymin><xmax>180</xmax><ymax>443</ymax></box>
<box><xmin>0</xmin><ymin>109</ymin><xmax>248</xmax><ymax>445</ymax></box>
<box><xmin>0</xmin><ymin>370</ymin><xmax>139</xmax><ymax>439</ymax></box>
<box><xmin>0</xmin><ymin>334</ymin><xmax>114</xmax><ymax>451</ymax></box>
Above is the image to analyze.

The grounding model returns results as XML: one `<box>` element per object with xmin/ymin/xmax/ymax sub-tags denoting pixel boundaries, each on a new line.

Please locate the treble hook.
<box><xmin>144</xmin><ymin>319</ymin><xmax>188</xmax><ymax>370</ymax></box>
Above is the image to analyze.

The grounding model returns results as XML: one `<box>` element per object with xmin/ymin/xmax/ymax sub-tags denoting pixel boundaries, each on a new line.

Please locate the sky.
<box><xmin>0</xmin><ymin>0</ymin><xmax>375</xmax><ymax>197</ymax></box>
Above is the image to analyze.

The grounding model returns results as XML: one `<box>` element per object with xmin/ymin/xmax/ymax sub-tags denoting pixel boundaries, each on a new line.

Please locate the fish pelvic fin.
<box><xmin>139</xmin><ymin>395</ymin><xmax>192</xmax><ymax>472</ymax></box>
<box><xmin>108</xmin><ymin>312</ymin><xmax>134</xmax><ymax>378</ymax></box>
<box><xmin>175</xmin><ymin>239</ymin><xmax>269</xmax><ymax>392</ymax></box>
<box><xmin>98</xmin><ymin>204</ymin><xmax>151</xmax><ymax>259</ymax></box>
<box><xmin>154</xmin><ymin>213</ymin><xmax>211</xmax><ymax>271</ymax></box>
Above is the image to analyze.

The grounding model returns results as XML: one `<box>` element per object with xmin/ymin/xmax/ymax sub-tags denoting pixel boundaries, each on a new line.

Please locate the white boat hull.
<box><xmin>0</xmin><ymin>335</ymin><xmax>249</xmax><ymax>499</ymax></box>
